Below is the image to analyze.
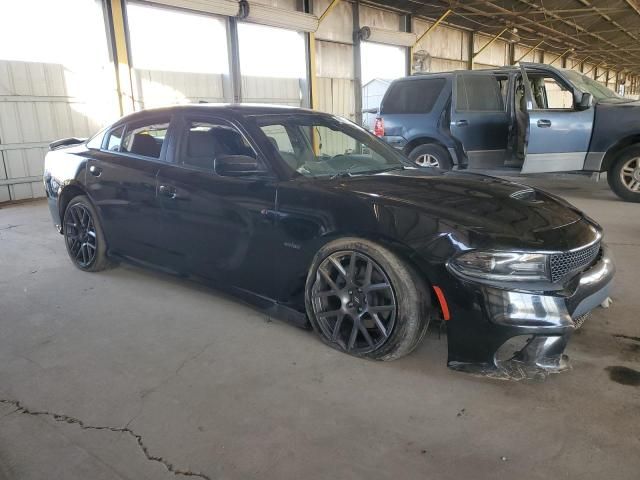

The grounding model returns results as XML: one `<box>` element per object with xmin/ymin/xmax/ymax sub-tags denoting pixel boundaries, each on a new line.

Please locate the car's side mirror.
<box><xmin>577</xmin><ymin>92</ymin><xmax>593</xmax><ymax>110</ymax></box>
<box><xmin>214</xmin><ymin>155</ymin><xmax>262</xmax><ymax>177</ymax></box>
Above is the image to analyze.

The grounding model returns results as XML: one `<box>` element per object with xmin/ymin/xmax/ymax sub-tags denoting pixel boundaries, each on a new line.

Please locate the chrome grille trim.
<box><xmin>549</xmin><ymin>242</ymin><xmax>601</xmax><ymax>282</ymax></box>
<box><xmin>573</xmin><ymin>311</ymin><xmax>591</xmax><ymax>329</ymax></box>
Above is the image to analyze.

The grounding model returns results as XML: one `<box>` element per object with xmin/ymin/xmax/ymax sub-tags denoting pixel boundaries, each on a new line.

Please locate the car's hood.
<box><xmin>327</xmin><ymin>169</ymin><xmax>592</xmax><ymax>249</ymax></box>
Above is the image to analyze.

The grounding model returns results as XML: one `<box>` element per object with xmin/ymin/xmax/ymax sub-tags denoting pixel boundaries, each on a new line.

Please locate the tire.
<box><xmin>62</xmin><ymin>195</ymin><xmax>112</xmax><ymax>272</ymax></box>
<box><xmin>408</xmin><ymin>143</ymin><xmax>452</xmax><ymax>170</ymax></box>
<box><xmin>607</xmin><ymin>146</ymin><xmax>640</xmax><ymax>203</ymax></box>
<box><xmin>305</xmin><ymin>238</ymin><xmax>431</xmax><ymax>361</ymax></box>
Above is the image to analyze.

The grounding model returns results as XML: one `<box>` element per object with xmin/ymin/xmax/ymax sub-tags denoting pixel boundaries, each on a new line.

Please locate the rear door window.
<box><xmin>381</xmin><ymin>78</ymin><xmax>446</xmax><ymax>114</ymax></box>
<box><xmin>121</xmin><ymin>119</ymin><xmax>170</xmax><ymax>159</ymax></box>
<box><xmin>456</xmin><ymin>74</ymin><xmax>505</xmax><ymax>112</ymax></box>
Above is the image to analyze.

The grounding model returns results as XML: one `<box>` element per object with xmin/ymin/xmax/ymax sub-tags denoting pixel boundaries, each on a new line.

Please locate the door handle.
<box><xmin>537</xmin><ymin>119</ymin><xmax>552</xmax><ymax>128</ymax></box>
<box><xmin>260</xmin><ymin>209</ymin><xmax>286</xmax><ymax>220</ymax></box>
<box><xmin>89</xmin><ymin>165</ymin><xmax>102</xmax><ymax>177</ymax></box>
<box><xmin>158</xmin><ymin>184</ymin><xmax>177</xmax><ymax>199</ymax></box>
<box><xmin>455</xmin><ymin>120</ymin><xmax>469</xmax><ymax>127</ymax></box>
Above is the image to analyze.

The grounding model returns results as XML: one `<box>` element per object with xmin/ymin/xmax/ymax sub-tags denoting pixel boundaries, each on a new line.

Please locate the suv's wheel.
<box><xmin>63</xmin><ymin>195</ymin><xmax>112</xmax><ymax>271</ymax></box>
<box><xmin>305</xmin><ymin>238</ymin><xmax>431</xmax><ymax>361</ymax></box>
<box><xmin>408</xmin><ymin>143</ymin><xmax>452</xmax><ymax>170</ymax></box>
<box><xmin>607</xmin><ymin>146</ymin><xmax>640</xmax><ymax>203</ymax></box>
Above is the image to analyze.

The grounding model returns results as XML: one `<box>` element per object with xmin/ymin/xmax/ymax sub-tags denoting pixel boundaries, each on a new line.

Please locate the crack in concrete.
<box><xmin>614</xmin><ymin>334</ymin><xmax>640</xmax><ymax>343</ymax></box>
<box><xmin>0</xmin><ymin>224</ymin><xmax>21</xmax><ymax>231</ymax></box>
<box><xmin>140</xmin><ymin>340</ymin><xmax>215</xmax><ymax>400</ymax></box>
<box><xmin>0</xmin><ymin>399</ymin><xmax>212</xmax><ymax>480</ymax></box>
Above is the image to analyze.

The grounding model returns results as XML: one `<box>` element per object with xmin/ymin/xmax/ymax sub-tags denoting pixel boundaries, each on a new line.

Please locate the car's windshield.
<box><xmin>562</xmin><ymin>70</ymin><xmax>621</xmax><ymax>100</ymax></box>
<box><xmin>251</xmin><ymin>114</ymin><xmax>409</xmax><ymax>178</ymax></box>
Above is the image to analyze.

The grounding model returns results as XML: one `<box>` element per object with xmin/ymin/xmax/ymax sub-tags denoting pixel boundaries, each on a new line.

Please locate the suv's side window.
<box><xmin>180</xmin><ymin>118</ymin><xmax>264</xmax><ymax>172</ymax></box>
<box><xmin>456</xmin><ymin>74</ymin><xmax>505</xmax><ymax>112</ymax></box>
<box><xmin>121</xmin><ymin>119</ymin><xmax>170</xmax><ymax>159</ymax></box>
<box><xmin>530</xmin><ymin>75</ymin><xmax>574</xmax><ymax>110</ymax></box>
<box><xmin>382</xmin><ymin>78</ymin><xmax>445</xmax><ymax>114</ymax></box>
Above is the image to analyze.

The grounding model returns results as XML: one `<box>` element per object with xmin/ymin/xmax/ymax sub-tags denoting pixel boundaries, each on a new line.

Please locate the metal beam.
<box><xmin>458</xmin><ymin>0</ymin><xmax>638</xmax><ymax>72</ymax></box>
<box><xmin>473</xmin><ymin>27</ymin><xmax>508</xmax><ymax>59</ymax></box>
<box><xmin>514</xmin><ymin>40</ymin><xmax>544</xmax><ymax>64</ymax></box>
<box><xmin>549</xmin><ymin>48</ymin><xmax>573</xmax><ymax>66</ymax></box>
<box><xmin>511</xmin><ymin>0</ymin><xmax>640</xmax><ymax>68</ymax></box>
<box><xmin>410</xmin><ymin>9</ymin><xmax>451</xmax><ymax>73</ymax></box>
<box><xmin>583</xmin><ymin>61</ymin><xmax>603</xmax><ymax>76</ymax></box>
<box><xmin>413</xmin><ymin>9</ymin><xmax>451</xmax><ymax>47</ymax></box>
<box><xmin>318</xmin><ymin>0</ymin><xmax>341</xmax><ymax>25</ymax></box>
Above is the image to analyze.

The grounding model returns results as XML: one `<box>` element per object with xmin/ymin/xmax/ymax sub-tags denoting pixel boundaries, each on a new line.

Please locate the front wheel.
<box><xmin>607</xmin><ymin>146</ymin><xmax>640</xmax><ymax>203</ymax></box>
<box><xmin>305</xmin><ymin>238</ymin><xmax>431</xmax><ymax>361</ymax></box>
<box><xmin>408</xmin><ymin>144</ymin><xmax>452</xmax><ymax>170</ymax></box>
<box><xmin>63</xmin><ymin>195</ymin><xmax>112</xmax><ymax>271</ymax></box>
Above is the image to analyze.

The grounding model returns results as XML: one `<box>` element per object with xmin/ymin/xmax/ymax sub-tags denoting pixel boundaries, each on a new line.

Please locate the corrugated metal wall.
<box><xmin>473</xmin><ymin>34</ymin><xmax>509</xmax><ymax>70</ymax></box>
<box><xmin>314</xmin><ymin>0</ymin><xmax>355</xmax><ymax>121</ymax></box>
<box><xmin>0</xmin><ymin>0</ymin><xmax>118</xmax><ymax>202</ymax></box>
<box><xmin>0</xmin><ymin>60</ymin><xmax>118</xmax><ymax>201</ymax></box>
<box><xmin>413</xmin><ymin>19</ymin><xmax>469</xmax><ymax>72</ymax></box>
<box><xmin>1</xmin><ymin>0</ymin><xmax>637</xmax><ymax>202</ymax></box>
<box><xmin>132</xmin><ymin>70</ymin><xmax>226</xmax><ymax>109</ymax></box>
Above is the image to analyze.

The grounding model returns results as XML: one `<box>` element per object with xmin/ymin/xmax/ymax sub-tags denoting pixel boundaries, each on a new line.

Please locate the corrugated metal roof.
<box><xmin>367</xmin><ymin>0</ymin><xmax>640</xmax><ymax>75</ymax></box>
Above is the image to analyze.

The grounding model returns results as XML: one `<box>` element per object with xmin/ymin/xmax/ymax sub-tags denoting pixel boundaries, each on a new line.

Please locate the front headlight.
<box><xmin>449</xmin><ymin>250</ymin><xmax>549</xmax><ymax>282</ymax></box>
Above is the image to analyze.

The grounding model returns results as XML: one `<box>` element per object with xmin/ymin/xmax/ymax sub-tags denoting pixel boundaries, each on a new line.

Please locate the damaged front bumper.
<box><xmin>445</xmin><ymin>244</ymin><xmax>615</xmax><ymax>379</ymax></box>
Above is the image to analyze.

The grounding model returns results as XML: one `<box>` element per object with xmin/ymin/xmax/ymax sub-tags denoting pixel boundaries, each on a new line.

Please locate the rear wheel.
<box><xmin>63</xmin><ymin>195</ymin><xmax>112</xmax><ymax>271</ymax></box>
<box><xmin>408</xmin><ymin>143</ymin><xmax>452</xmax><ymax>170</ymax></box>
<box><xmin>607</xmin><ymin>146</ymin><xmax>640</xmax><ymax>203</ymax></box>
<box><xmin>305</xmin><ymin>238</ymin><xmax>431</xmax><ymax>361</ymax></box>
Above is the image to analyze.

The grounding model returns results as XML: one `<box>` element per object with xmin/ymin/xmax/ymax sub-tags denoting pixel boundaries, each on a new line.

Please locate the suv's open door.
<box><xmin>519</xmin><ymin>65</ymin><xmax>594</xmax><ymax>173</ymax></box>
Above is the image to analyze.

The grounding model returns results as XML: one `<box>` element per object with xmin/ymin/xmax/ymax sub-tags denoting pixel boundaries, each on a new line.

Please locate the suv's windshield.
<box><xmin>252</xmin><ymin>114</ymin><xmax>409</xmax><ymax>178</ymax></box>
<box><xmin>562</xmin><ymin>70</ymin><xmax>621</xmax><ymax>100</ymax></box>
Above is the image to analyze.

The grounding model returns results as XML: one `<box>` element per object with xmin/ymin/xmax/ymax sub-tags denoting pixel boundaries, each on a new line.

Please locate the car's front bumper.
<box><xmin>444</xmin><ymin>244</ymin><xmax>615</xmax><ymax>379</ymax></box>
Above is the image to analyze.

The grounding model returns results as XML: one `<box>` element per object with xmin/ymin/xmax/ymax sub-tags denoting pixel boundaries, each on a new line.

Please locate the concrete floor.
<box><xmin>0</xmin><ymin>174</ymin><xmax>639</xmax><ymax>480</ymax></box>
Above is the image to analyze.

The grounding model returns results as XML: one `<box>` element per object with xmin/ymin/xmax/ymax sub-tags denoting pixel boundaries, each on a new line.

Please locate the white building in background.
<box><xmin>362</xmin><ymin>78</ymin><xmax>392</xmax><ymax>130</ymax></box>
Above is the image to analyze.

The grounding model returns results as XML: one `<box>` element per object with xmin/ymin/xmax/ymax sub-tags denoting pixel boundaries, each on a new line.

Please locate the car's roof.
<box><xmin>113</xmin><ymin>103</ymin><xmax>323</xmax><ymax>126</ymax></box>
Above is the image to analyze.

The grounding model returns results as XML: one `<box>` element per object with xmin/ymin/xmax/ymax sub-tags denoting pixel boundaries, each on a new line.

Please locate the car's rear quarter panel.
<box><xmin>44</xmin><ymin>145</ymin><xmax>90</xmax><ymax>230</ymax></box>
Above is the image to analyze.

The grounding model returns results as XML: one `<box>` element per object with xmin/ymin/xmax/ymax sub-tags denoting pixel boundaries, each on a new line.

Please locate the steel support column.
<box><xmin>468</xmin><ymin>31</ymin><xmax>475</xmax><ymax>70</ymax></box>
<box><xmin>353</xmin><ymin>0</ymin><xmax>363</xmax><ymax>126</ymax></box>
<box><xmin>227</xmin><ymin>17</ymin><xmax>242</xmax><ymax>103</ymax></box>
<box><xmin>403</xmin><ymin>14</ymin><xmax>412</xmax><ymax>76</ymax></box>
<box><xmin>106</xmin><ymin>0</ymin><xmax>134</xmax><ymax>114</ymax></box>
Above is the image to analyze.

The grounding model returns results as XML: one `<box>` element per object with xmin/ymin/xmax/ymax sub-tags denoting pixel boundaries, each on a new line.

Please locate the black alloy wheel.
<box><xmin>306</xmin><ymin>238</ymin><xmax>430</xmax><ymax>361</ymax></box>
<box><xmin>63</xmin><ymin>195</ymin><xmax>112</xmax><ymax>272</ymax></box>
<box><xmin>311</xmin><ymin>251</ymin><xmax>397</xmax><ymax>354</ymax></box>
<box><xmin>65</xmin><ymin>203</ymin><xmax>97</xmax><ymax>268</ymax></box>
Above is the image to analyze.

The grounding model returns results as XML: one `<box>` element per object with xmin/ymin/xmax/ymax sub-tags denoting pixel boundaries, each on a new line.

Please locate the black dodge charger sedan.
<box><xmin>44</xmin><ymin>104</ymin><xmax>614</xmax><ymax>377</ymax></box>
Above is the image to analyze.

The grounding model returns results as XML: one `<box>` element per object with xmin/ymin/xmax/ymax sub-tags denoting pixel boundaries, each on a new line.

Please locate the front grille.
<box><xmin>573</xmin><ymin>311</ymin><xmax>591</xmax><ymax>329</ymax></box>
<box><xmin>549</xmin><ymin>242</ymin><xmax>601</xmax><ymax>282</ymax></box>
